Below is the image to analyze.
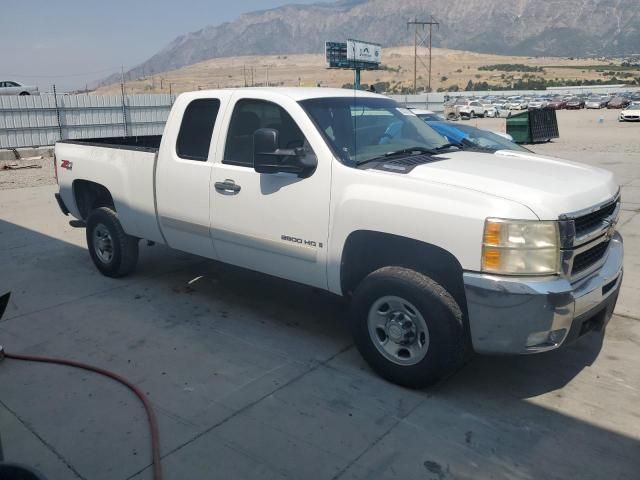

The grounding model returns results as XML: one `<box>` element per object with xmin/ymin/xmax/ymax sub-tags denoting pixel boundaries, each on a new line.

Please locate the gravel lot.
<box><xmin>0</xmin><ymin>108</ymin><xmax>639</xmax><ymax>480</ymax></box>
<box><xmin>0</xmin><ymin>156</ymin><xmax>56</xmax><ymax>190</ymax></box>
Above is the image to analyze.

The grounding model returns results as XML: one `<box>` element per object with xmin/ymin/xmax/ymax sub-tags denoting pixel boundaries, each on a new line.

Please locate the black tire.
<box><xmin>349</xmin><ymin>267</ymin><xmax>468</xmax><ymax>389</ymax></box>
<box><xmin>86</xmin><ymin>207</ymin><xmax>138</xmax><ymax>277</ymax></box>
<box><xmin>469</xmin><ymin>110</ymin><xmax>475</xmax><ymax>119</ymax></box>
<box><xmin>19</xmin><ymin>91</ymin><xmax>30</xmax><ymax>96</ymax></box>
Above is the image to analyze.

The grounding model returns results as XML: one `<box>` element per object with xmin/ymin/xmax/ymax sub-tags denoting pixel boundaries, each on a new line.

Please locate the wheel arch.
<box><xmin>340</xmin><ymin>230</ymin><xmax>468</xmax><ymax>315</ymax></box>
<box><xmin>73</xmin><ymin>180</ymin><xmax>115</xmax><ymax>220</ymax></box>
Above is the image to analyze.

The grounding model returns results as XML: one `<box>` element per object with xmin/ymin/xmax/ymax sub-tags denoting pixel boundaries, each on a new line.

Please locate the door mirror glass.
<box><xmin>253</xmin><ymin>128</ymin><xmax>317</xmax><ymax>178</ymax></box>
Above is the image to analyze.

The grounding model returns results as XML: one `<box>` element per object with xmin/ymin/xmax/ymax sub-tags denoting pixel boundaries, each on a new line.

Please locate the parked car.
<box><xmin>527</xmin><ymin>99</ymin><xmax>548</xmax><ymax>109</ymax></box>
<box><xmin>607</xmin><ymin>97</ymin><xmax>631</xmax><ymax>109</ymax></box>
<box><xmin>410</xmin><ymin>108</ymin><xmax>445</xmax><ymax>122</ymax></box>
<box><xmin>491</xmin><ymin>102</ymin><xmax>512</xmax><ymax>118</ymax></box>
<box><xmin>54</xmin><ymin>87</ymin><xmax>623</xmax><ymax>388</ymax></box>
<box><xmin>480</xmin><ymin>104</ymin><xmax>498</xmax><ymax>118</ymax></box>
<box><xmin>506</xmin><ymin>97</ymin><xmax>528</xmax><ymax>110</ymax></box>
<box><xmin>619</xmin><ymin>104</ymin><xmax>640</xmax><ymax>122</ymax></box>
<box><xmin>0</xmin><ymin>80</ymin><xmax>39</xmax><ymax>96</ymax></box>
<box><xmin>427</xmin><ymin>122</ymin><xmax>527</xmax><ymax>152</ymax></box>
<box><xmin>457</xmin><ymin>100</ymin><xmax>486</xmax><ymax>118</ymax></box>
<box><xmin>565</xmin><ymin>97</ymin><xmax>586</xmax><ymax>110</ymax></box>
<box><xmin>547</xmin><ymin>97</ymin><xmax>567</xmax><ymax>110</ymax></box>
<box><xmin>418</xmin><ymin>114</ymin><xmax>514</xmax><ymax>141</ymax></box>
<box><xmin>585</xmin><ymin>97</ymin><xmax>608</xmax><ymax>109</ymax></box>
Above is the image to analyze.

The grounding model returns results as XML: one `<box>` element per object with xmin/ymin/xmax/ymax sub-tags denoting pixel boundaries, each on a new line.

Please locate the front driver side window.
<box><xmin>223</xmin><ymin>99</ymin><xmax>308</xmax><ymax>167</ymax></box>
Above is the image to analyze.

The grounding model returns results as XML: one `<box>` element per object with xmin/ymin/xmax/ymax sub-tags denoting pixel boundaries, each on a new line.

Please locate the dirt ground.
<box><xmin>92</xmin><ymin>47</ymin><xmax>633</xmax><ymax>95</ymax></box>
<box><xmin>0</xmin><ymin>156</ymin><xmax>56</xmax><ymax>190</ymax></box>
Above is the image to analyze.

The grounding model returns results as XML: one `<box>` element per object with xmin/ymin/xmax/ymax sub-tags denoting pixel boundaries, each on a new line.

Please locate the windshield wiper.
<box><xmin>383</xmin><ymin>146</ymin><xmax>438</xmax><ymax>157</ymax></box>
<box><xmin>433</xmin><ymin>143</ymin><xmax>459</xmax><ymax>151</ymax></box>
<box><xmin>356</xmin><ymin>146</ymin><xmax>450</xmax><ymax>166</ymax></box>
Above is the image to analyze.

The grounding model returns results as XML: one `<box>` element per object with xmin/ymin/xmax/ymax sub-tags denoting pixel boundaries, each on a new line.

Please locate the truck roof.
<box><xmin>180</xmin><ymin>87</ymin><xmax>383</xmax><ymax>102</ymax></box>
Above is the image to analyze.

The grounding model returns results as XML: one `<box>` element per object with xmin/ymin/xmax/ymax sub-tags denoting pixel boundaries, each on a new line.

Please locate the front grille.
<box><xmin>572</xmin><ymin>240</ymin><xmax>610</xmax><ymax>275</ymax></box>
<box><xmin>573</xmin><ymin>201</ymin><xmax>617</xmax><ymax>238</ymax></box>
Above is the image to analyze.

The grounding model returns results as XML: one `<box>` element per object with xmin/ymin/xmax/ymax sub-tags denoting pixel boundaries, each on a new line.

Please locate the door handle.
<box><xmin>214</xmin><ymin>179</ymin><xmax>241</xmax><ymax>194</ymax></box>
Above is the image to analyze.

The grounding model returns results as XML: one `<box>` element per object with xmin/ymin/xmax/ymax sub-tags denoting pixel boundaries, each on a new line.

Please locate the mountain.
<box><xmin>110</xmin><ymin>0</ymin><xmax>640</xmax><ymax>82</ymax></box>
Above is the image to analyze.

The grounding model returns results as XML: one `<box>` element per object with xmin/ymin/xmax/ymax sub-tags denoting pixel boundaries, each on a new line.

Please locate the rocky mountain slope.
<box><xmin>111</xmin><ymin>0</ymin><xmax>640</xmax><ymax>82</ymax></box>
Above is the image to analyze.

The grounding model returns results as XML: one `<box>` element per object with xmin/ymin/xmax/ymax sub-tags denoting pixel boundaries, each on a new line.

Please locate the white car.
<box><xmin>619</xmin><ymin>104</ymin><xmax>640</xmax><ymax>122</ymax></box>
<box><xmin>506</xmin><ymin>98</ymin><xmax>528</xmax><ymax>110</ymax></box>
<box><xmin>528</xmin><ymin>99</ymin><xmax>548</xmax><ymax>109</ymax></box>
<box><xmin>481</xmin><ymin>104</ymin><xmax>498</xmax><ymax>117</ymax></box>
<box><xmin>54</xmin><ymin>87</ymin><xmax>623</xmax><ymax>388</ymax></box>
<box><xmin>0</xmin><ymin>80</ymin><xmax>39</xmax><ymax>96</ymax></box>
<box><xmin>457</xmin><ymin>100</ymin><xmax>486</xmax><ymax>118</ymax></box>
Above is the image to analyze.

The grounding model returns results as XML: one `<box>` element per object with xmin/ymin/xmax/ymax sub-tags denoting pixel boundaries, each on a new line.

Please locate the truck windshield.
<box><xmin>299</xmin><ymin>97</ymin><xmax>449</xmax><ymax>165</ymax></box>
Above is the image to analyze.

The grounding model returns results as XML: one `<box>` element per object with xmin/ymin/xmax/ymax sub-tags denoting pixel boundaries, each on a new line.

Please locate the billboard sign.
<box><xmin>346</xmin><ymin>39</ymin><xmax>381</xmax><ymax>65</ymax></box>
<box><xmin>325</xmin><ymin>41</ymin><xmax>381</xmax><ymax>70</ymax></box>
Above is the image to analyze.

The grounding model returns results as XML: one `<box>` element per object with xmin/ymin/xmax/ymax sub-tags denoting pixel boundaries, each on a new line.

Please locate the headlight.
<box><xmin>482</xmin><ymin>219</ymin><xmax>560</xmax><ymax>275</ymax></box>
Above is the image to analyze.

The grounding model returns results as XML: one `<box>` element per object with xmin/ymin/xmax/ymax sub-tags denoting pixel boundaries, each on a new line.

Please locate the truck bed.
<box><xmin>58</xmin><ymin>135</ymin><xmax>162</xmax><ymax>152</ymax></box>
<box><xmin>55</xmin><ymin>136</ymin><xmax>164</xmax><ymax>244</ymax></box>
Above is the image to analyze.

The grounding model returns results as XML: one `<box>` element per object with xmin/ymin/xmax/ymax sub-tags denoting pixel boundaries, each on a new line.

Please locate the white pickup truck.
<box><xmin>54</xmin><ymin>88</ymin><xmax>623</xmax><ymax>388</ymax></box>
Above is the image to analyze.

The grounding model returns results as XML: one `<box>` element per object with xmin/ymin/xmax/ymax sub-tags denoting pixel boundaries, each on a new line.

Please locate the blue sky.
<box><xmin>0</xmin><ymin>0</ymin><xmax>323</xmax><ymax>91</ymax></box>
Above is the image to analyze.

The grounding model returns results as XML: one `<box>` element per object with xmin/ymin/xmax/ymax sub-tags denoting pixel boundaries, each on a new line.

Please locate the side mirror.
<box><xmin>253</xmin><ymin>128</ymin><xmax>317</xmax><ymax>178</ymax></box>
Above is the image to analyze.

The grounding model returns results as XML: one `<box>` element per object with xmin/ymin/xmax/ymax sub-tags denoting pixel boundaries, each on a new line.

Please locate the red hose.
<box><xmin>2</xmin><ymin>351</ymin><xmax>163</xmax><ymax>480</ymax></box>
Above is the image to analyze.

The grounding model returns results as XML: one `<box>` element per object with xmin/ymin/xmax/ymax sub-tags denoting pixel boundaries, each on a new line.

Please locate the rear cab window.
<box><xmin>176</xmin><ymin>98</ymin><xmax>221</xmax><ymax>161</ymax></box>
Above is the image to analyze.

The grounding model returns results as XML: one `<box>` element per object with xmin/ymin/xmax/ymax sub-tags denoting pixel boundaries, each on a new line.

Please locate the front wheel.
<box><xmin>349</xmin><ymin>267</ymin><xmax>468</xmax><ymax>388</ymax></box>
<box><xmin>86</xmin><ymin>207</ymin><xmax>139</xmax><ymax>277</ymax></box>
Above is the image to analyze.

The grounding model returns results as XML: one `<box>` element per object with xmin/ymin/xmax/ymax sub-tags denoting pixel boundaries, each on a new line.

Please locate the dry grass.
<box><xmin>93</xmin><ymin>46</ymin><xmax>629</xmax><ymax>95</ymax></box>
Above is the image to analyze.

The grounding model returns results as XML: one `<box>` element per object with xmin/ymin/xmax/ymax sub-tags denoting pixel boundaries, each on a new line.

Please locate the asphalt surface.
<box><xmin>1</xmin><ymin>115</ymin><xmax>639</xmax><ymax>479</ymax></box>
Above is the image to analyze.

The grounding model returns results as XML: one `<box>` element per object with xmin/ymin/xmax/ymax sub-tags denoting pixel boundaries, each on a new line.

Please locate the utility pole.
<box><xmin>407</xmin><ymin>17</ymin><xmax>440</xmax><ymax>94</ymax></box>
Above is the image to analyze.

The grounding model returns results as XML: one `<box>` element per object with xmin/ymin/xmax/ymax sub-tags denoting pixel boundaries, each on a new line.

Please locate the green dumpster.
<box><xmin>506</xmin><ymin>108</ymin><xmax>559</xmax><ymax>144</ymax></box>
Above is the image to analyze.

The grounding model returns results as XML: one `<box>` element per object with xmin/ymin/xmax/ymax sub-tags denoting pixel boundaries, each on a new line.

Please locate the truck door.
<box><xmin>155</xmin><ymin>92</ymin><xmax>231</xmax><ymax>259</ymax></box>
<box><xmin>210</xmin><ymin>94</ymin><xmax>331</xmax><ymax>289</ymax></box>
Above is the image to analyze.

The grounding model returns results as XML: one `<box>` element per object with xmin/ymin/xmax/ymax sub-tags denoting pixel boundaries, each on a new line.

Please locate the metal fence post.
<box><xmin>53</xmin><ymin>84</ymin><xmax>63</xmax><ymax>141</ymax></box>
<box><xmin>121</xmin><ymin>82</ymin><xmax>128</xmax><ymax>137</ymax></box>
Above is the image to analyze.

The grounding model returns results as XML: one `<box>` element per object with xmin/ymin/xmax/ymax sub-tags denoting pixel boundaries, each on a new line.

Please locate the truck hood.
<box><xmin>408</xmin><ymin>150</ymin><xmax>618</xmax><ymax>219</ymax></box>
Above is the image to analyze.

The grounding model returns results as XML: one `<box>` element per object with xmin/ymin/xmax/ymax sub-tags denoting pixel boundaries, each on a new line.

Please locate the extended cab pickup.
<box><xmin>55</xmin><ymin>88</ymin><xmax>623</xmax><ymax>388</ymax></box>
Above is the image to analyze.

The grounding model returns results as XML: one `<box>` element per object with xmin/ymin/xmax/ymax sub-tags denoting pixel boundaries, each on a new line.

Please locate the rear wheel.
<box><xmin>19</xmin><ymin>91</ymin><xmax>30</xmax><ymax>96</ymax></box>
<box><xmin>86</xmin><ymin>207</ymin><xmax>138</xmax><ymax>277</ymax></box>
<box><xmin>350</xmin><ymin>267</ymin><xmax>468</xmax><ymax>388</ymax></box>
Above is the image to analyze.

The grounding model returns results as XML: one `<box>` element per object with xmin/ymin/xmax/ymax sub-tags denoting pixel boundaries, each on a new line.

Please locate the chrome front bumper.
<box><xmin>464</xmin><ymin>232</ymin><xmax>623</xmax><ymax>354</ymax></box>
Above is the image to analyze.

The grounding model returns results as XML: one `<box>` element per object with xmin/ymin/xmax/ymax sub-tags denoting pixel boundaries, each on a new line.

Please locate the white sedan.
<box><xmin>0</xmin><ymin>80</ymin><xmax>39</xmax><ymax>96</ymax></box>
<box><xmin>619</xmin><ymin>104</ymin><xmax>640</xmax><ymax>122</ymax></box>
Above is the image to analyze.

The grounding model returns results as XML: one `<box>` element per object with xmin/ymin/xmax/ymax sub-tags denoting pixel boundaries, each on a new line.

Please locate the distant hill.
<box><xmin>104</xmin><ymin>0</ymin><xmax>640</xmax><ymax>84</ymax></box>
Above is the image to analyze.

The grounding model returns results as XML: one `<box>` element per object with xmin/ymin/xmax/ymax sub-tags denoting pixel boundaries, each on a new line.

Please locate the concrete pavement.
<box><xmin>1</xmin><ymin>144</ymin><xmax>639</xmax><ymax>479</ymax></box>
